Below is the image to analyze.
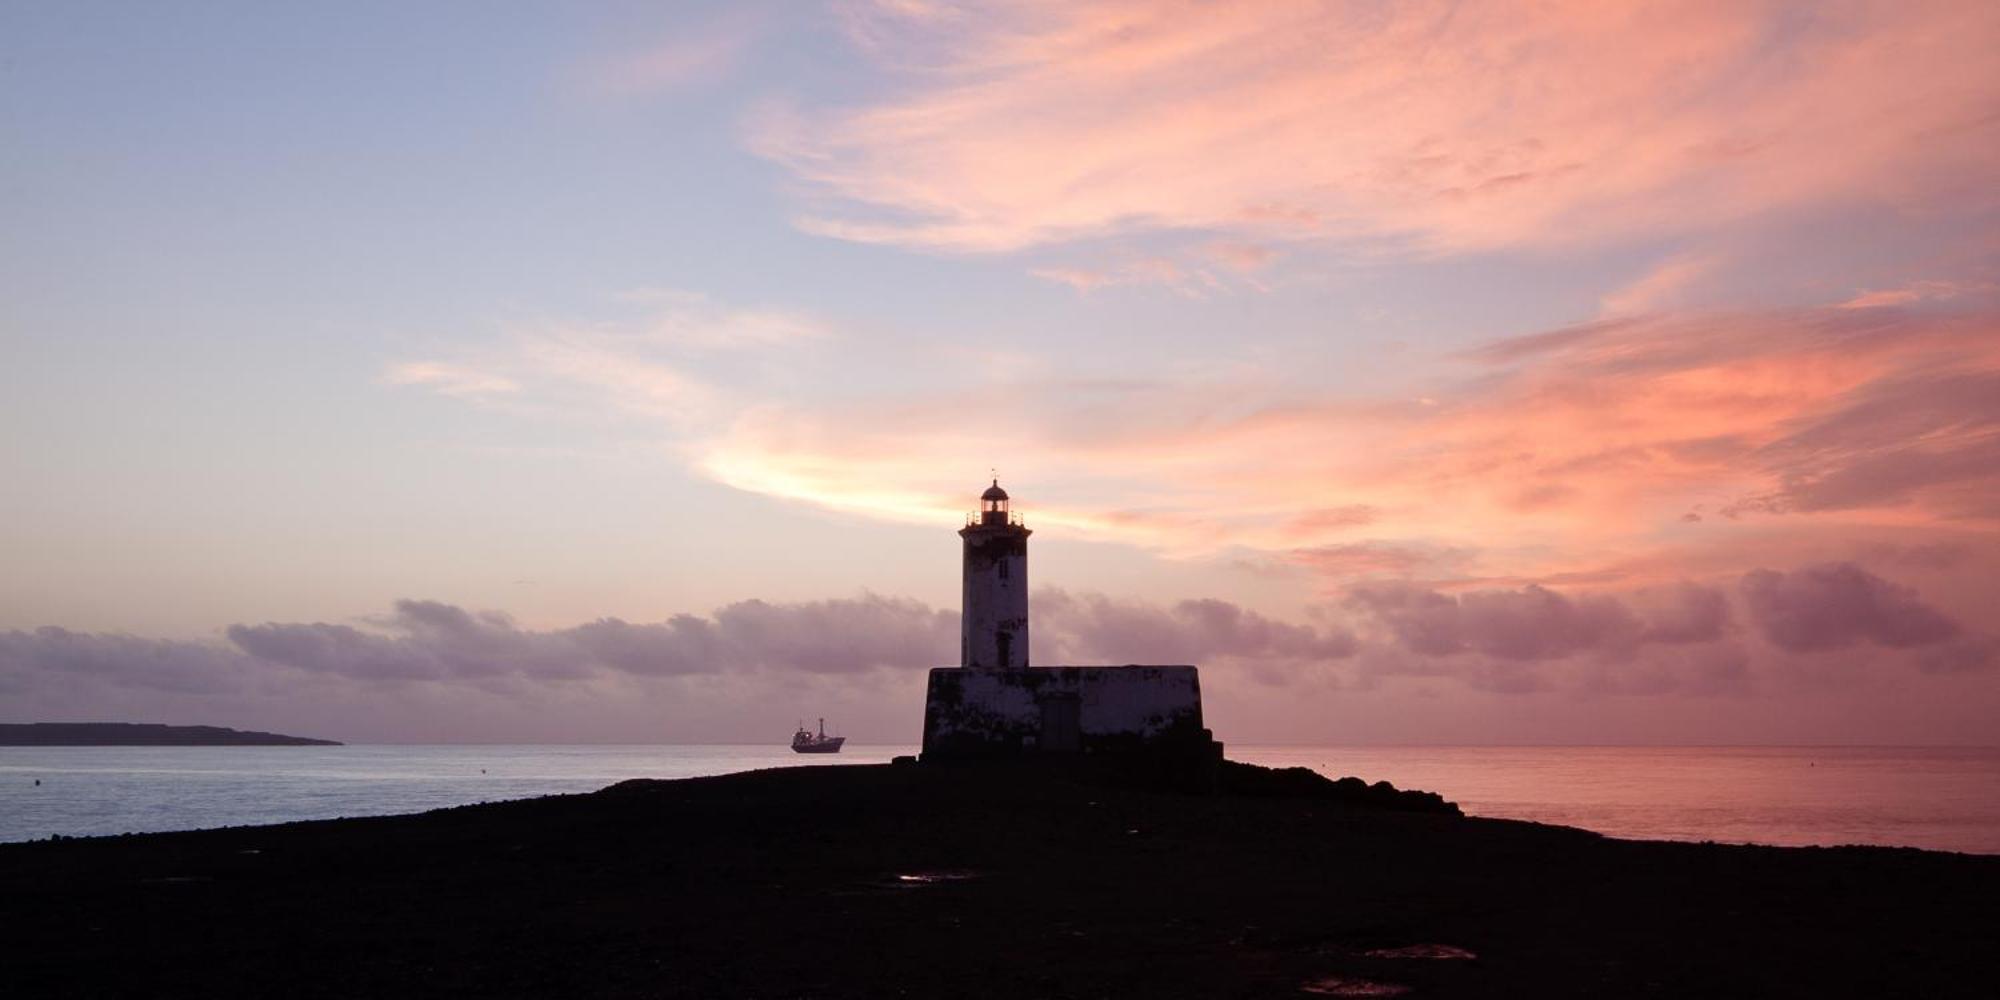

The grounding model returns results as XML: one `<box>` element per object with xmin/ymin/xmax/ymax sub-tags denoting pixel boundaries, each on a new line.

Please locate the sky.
<box><xmin>3</xmin><ymin>0</ymin><xmax>1997</xmax><ymax>744</ymax></box>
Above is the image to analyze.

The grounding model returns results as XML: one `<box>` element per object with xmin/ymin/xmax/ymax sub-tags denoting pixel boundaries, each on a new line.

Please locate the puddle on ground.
<box><xmin>1299</xmin><ymin>976</ymin><xmax>1411</xmax><ymax>997</ymax></box>
<box><xmin>890</xmin><ymin>870</ymin><xmax>980</xmax><ymax>886</ymax></box>
<box><xmin>1364</xmin><ymin>943</ymin><xmax>1477</xmax><ymax>960</ymax></box>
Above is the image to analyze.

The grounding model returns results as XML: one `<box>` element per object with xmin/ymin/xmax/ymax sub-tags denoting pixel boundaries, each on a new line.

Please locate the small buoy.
<box><xmin>34</xmin><ymin>779</ymin><xmax>40</xmax><ymax>786</ymax></box>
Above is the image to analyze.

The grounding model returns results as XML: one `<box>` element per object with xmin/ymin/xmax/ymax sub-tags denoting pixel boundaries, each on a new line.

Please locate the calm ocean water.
<box><xmin>2</xmin><ymin>744</ymin><xmax>1996</xmax><ymax>854</ymax></box>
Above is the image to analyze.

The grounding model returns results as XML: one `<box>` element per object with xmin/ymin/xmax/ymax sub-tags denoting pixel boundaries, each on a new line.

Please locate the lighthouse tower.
<box><xmin>960</xmin><ymin>479</ymin><xmax>1031</xmax><ymax>669</ymax></box>
<box><xmin>923</xmin><ymin>478</ymin><xmax>1214</xmax><ymax>766</ymax></box>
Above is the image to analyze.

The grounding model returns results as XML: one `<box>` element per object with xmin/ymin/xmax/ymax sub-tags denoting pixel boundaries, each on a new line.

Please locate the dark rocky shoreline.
<box><xmin>3</xmin><ymin>759</ymin><xmax>1993</xmax><ymax>998</ymax></box>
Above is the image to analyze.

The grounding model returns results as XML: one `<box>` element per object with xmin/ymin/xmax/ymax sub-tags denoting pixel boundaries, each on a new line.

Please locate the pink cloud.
<box><xmin>1346</xmin><ymin>581</ymin><xmax>1661</xmax><ymax>662</ymax></box>
<box><xmin>1725</xmin><ymin>367</ymin><xmax>2000</xmax><ymax>517</ymax></box>
<box><xmin>696</xmin><ymin>305</ymin><xmax>2000</xmax><ymax>586</ymax></box>
<box><xmin>18</xmin><ymin>574</ymin><xmax>1985</xmax><ymax>744</ymax></box>
<box><xmin>1028</xmin><ymin>256</ymin><xmax>1211</xmax><ymax>294</ymax></box>
<box><xmin>1599</xmin><ymin>253</ymin><xmax>1714</xmax><ymax>317</ymax></box>
<box><xmin>1739</xmin><ymin>563</ymin><xmax>1960</xmax><ymax>653</ymax></box>
<box><xmin>1034</xmin><ymin>588</ymin><xmax>1355</xmax><ymax>665</ymax></box>
<box><xmin>1292</xmin><ymin>542</ymin><xmax>1465</xmax><ymax>581</ymax></box>
<box><xmin>1206</xmin><ymin>242</ymin><xmax>1277</xmax><ymax>272</ymax></box>
<box><xmin>1840</xmin><ymin>289</ymin><xmax>1925</xmax><ymax>310</ymax></box>
<box><xmin>578</xmin><ymin>9</ymin><xmax>763</xmax><ymax>98</ymax></box>
<box><xmin>1283</xmin><ymin>505</ymin><xmax>1380</xmax><ymax>538</ymax></box>
<box><xmin>753</xmin><ymin>1</ymin><xmax>2000</xmax><ymax>254</ymax></box>
<box><xmin>1837</xmin><ymin>280</ymin><xmax>1981</xmax><ymax>310</ymax></box>
<box><xmin>380</xmin><ymin>362</ymin><xmax>519</xmax><ymax>399</ymax></box>
<box><xmin>389</xmin><ymin>293</ymin><xmax>2000</xmax><ymax>692</ymax></box>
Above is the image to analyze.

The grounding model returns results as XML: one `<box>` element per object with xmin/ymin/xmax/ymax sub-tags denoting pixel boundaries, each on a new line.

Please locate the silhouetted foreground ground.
<box><xmin>4</xmin><ymin>760</ymin><xmax>1995</xmax><ymax>999</ymax></box>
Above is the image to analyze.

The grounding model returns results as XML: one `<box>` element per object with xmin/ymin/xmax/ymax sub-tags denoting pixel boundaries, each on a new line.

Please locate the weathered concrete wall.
<box><xmin>921</xmin><ymin>666</ymin><xmax>1206</xmax><ymax>757</ymax></box>
<box><xmin>960</xmin><ymin>524</ymin><xmax>1030</xmax><ymax>669</ymax></box>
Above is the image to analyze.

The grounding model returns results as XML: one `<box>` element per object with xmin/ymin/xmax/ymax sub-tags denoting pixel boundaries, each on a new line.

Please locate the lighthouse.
<box><xmin>960</xmin><ymin>479</ymin><xmax>1030</xmax><ymax>669</ymax></box>
<box><xmin>922</xmin><ymin>480</ymin><xmax>1218</xmax><ymax>768</ymax></box>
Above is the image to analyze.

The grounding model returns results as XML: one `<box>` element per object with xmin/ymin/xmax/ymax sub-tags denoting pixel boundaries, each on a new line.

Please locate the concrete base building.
<box><xmin>920</xmin><ymin>482</ymin><xmax>1217</xmax><ymax>761</ymax></box>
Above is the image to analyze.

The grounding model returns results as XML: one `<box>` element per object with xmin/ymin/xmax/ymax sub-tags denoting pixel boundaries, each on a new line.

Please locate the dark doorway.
<box><xmin>1039</xmin><ymin>693</ymin><xmax>1081</xmax><ymax>752</ymax></box>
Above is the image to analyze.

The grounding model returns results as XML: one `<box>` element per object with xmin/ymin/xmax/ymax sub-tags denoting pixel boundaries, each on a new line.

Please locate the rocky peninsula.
<box><xmin>0</xmin><ymin>722</ymin><xmax>341</xmax><ymax>746</ymax></box>
<box><xmin>2</xmin><ymin>759</ymin><xmax>1992</xmax><ymax>998</ymax></box>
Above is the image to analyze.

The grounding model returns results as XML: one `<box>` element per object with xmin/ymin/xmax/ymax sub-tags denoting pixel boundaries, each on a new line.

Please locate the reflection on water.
<box><xmin>892</xmin><ymin>870</ymin><xmax>980</xmax><ymax>886</ymax></box>
<box><xmin>2</xmin><ymin>744</ymin><xmax>1996</xmax><ymax>853</ymax></box>
<box><xmin>0</xmin><ymin>744</ymin><xmax>902</xmax><ymax>845</ymax></box>
<box><xmin>1300</xmin><ymin>975</ymin><xmax>1412</xmax><ymax>997</ymax></box>
<box><xmin>1230</xmin><ymin>745</ymin><xmax>2000</xmax><ymax>855</ymax></box>
<box><xmin>1363</xmin><ymin>944</ymin><xmax>1477</xmax><ymax>960</ymax></box>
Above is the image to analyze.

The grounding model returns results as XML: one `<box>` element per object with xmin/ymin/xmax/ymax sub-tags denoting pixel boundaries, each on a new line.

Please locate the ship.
<box><xmin>791</xmin><ymin>718</ymin><xmax>845</xmax><ymax>754</ymax></box>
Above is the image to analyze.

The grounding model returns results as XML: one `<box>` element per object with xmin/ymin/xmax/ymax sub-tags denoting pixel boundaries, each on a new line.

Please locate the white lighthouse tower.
<box><xmin>923</xmin><ymin>479</ymin><xmax>1213</xmax><ymax>764</ymax></box>
<box><xmin>960</xmin><ymin>479</ymin><xmax>1030</xmax><ymax>669</ymax></box>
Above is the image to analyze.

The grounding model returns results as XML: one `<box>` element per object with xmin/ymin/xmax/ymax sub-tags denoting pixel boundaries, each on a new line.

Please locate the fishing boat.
<box><xmin>791</xmin><ymin>718</ymin><xmax>845</xmax><ymax>754</ymax></box>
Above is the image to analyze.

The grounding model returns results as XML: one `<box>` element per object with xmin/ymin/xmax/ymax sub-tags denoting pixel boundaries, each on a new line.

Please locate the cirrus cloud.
<box><xmin>753</xmin><ymin>0</ymin><xmax>1999</xmax><ymax>255</ymax></box>
<box><xmin>694</xmin><ymin>304</ymin><xmax>2000</xmax><ymax>584</ymax></box>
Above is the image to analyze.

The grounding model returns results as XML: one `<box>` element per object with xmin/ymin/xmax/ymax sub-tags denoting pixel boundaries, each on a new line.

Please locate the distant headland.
<box><xmin>0</xmin><ymin>723</ymin><xmax>341</xmax><ymax>746</ymax></box>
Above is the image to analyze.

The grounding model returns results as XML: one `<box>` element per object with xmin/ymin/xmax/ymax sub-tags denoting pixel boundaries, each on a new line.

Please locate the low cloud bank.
<box><xmin>2</xmin><ymin>567</ymin><xmax>1990</xmax><ymax>741</ymax></box>
<box><xmin>1342</xmin><ymin>562</ymin><xmax>1978</xmax><ymax>665</ymax></box>
<box><xmin>1036</xmin><ymin>589</ymin><xmax>1356</xmax><ymax>666</ymax></box>
<box><xmin>1344</xmin><ymin>581</ymin><xmax>1730</xmax><ymax>662</ymax></box>
<box><xmin>10</xmin><ymin>592</ymin><xmax>1333</xmax><ymax>697</ymax></box>
<box><xmin>227</xmin><ymin>595</ymin><xmax>955</xmax><ymax>682</ymax></box>
<box><xmin>1739</xmin><ymin>563</ymin><xmax>1961</xmax><ymax>653</ymax></box>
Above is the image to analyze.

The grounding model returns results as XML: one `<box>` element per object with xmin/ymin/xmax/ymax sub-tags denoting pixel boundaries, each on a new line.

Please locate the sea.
<box><xmin>2</xmin><ymin>744</ymin><xmax>1996</xmax><ymax>854</ymax></box>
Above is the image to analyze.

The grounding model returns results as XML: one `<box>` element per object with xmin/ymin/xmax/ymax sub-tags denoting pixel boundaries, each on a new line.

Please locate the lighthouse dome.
<box><xmin>981</xmin><ymin>480</ymin><xmax>1009</xmax><ymax>502</ymax></box>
